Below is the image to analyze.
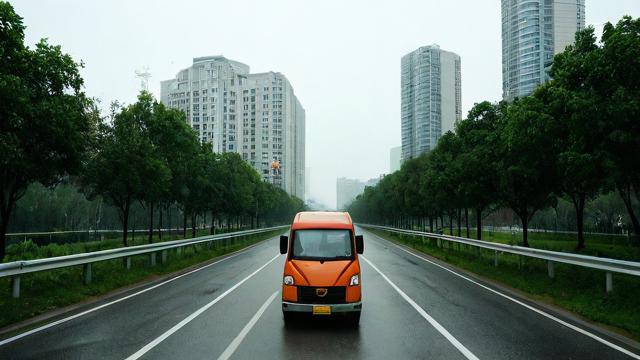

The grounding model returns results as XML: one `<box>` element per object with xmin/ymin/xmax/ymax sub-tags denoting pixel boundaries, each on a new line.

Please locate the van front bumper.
<box><xmin>282</xmin><ymin>301</ymin><xmax>362</xmax><ymax>313</ymax></box>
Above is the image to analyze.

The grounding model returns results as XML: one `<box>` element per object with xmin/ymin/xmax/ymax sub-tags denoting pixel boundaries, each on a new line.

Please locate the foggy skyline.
<box><xmin>12</xmin><ymin>0</ymin><xmax>640</xmax><ymax>208</ymax></box>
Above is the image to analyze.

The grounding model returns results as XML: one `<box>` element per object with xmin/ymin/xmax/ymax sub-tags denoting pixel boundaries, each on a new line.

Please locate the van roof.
<box><xmin>291</xmin><ymin>211</ymin><xmax>353</xmax><ymax>230</ymax></box>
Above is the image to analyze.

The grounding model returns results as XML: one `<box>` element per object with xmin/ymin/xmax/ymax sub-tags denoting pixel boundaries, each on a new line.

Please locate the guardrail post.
<box><xmin>606</xmin><ymin>272</ymin><xmax>613</xmax><ymax>293</ymax></box>
<box><xmin>494</xmin><ymin>250</ymin><xmax>499</xmax><ymax>267</ymax></box>
<box><xmin>547</xmin><ymin>261</ymin><xmax>555</xmax><ymax>278</ymax></box>
<box><xmin>177</xmin><ymin>247</ymin><xmax>182</xmax><ymax>257</ymax></box>
<box><xmin>124</xmin><ymin>256</ymin><xmax>132</xmax><ymax>270</ymax></box>
<box><xmin>11</xmin><ymin>276</ymin><xmax>20</xmax><ymax>298</ymax></box>
<box><xmin>83</xmin><ymin>263</ymin><xmax>92</xmax><ymax>285</ymax></box>
<box><xmin>149</xmin><ymin>252</ymin><xmax>156</xmax><ymax>266</ymax></box>
<box><xmin>161</xmin><ymin>250</ymin><xmax>167</xmax><ymax>264</ymax></box>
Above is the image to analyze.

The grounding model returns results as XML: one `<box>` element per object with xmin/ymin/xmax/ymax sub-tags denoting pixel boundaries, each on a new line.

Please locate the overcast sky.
<box><xmin>12</xmin><ymin>0</ymin><xmax>640</xmax><ymax>208</ymax></box>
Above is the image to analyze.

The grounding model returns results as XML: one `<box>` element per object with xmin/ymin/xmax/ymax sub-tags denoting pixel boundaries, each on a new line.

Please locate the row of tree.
<box><xmin>83</xmin><ymin>92</ymin><xmax>305</xmax><ymax>247</ymax></box>
<box><xmin>0</xmin><ymin>2</ymin><xmax>304</xmax><ymax>260</ymax></box>
<box><xmin>349</xmin><ymin>17</ymin><xmax>640</xmax><ymax>248</ymax></box>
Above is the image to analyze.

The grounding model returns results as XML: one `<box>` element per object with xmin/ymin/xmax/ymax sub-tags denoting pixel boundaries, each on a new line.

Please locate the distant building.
<box><xmin>160</xmin><ymin>56</ymin><xmax>305</xmax><ymax>198</ymax></box>
<box><xmin>336</xmin><ymin>178</ymin><xmax>365</xmax><ymax>211</ymax></box>
<box><xmin>390</xmin><ymin>146</ymin><xmax>401</xmax><ymax>173</ymax></box>
<box><xmin>401</xmin><ymin>45</ymin><xmax>461</xmax><ymax>162</ymax></box>
<box><xmin>336</xmin><ymin>176</ymin><xmax>383</xmax><ymax>210</ymax></box>
<box><xmin>501</xmin><ymin>0</ymin><xmax>585</xmax><ymax>101</ymax></box>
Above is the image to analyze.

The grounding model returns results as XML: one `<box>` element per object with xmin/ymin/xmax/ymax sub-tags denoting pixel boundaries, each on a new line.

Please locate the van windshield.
<box><xmin>292</xmin><ymin>229</ymin><xmax>354</xmax><ymax>261</ymax></box>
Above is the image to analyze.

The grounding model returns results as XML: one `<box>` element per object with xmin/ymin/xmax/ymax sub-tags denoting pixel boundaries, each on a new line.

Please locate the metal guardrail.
<box><xmin>359</xmin><ymin>224</ymin><xmax>640</xmax><ymax>292</ymax></box>
<box><xmin>0</xmin><ymin>225</ymin><xmax>288</xmax><ymax>298</ymax></box>
<box><xmin>459</xmin><ymin>226</ymin><xmax>628</xmax><ymax>238</ymax></box>
<box><xmin>6</xmin><ymin>228</ymin><xmax>187</xmax><ymax>237</ymax></box>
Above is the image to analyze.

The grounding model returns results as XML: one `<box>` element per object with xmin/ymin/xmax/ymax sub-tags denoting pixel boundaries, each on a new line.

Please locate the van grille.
<box><xmin>297</xmin><ymin>286</ymin><xmax>347</xmax><ymax>304</ymax></box>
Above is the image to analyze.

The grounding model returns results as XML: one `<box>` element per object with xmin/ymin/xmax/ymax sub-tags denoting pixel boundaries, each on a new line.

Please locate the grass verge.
<box><xmin>4</xmin><ymin>227</ymin><xmax>250</xmax><ymax>262</ymax></box>
<box><xmin>451</xmin><ymin>229</ymin><xmax>640</xmax><ymax>261</ymax></box>
<box><xmin>0</xmin><ymin>229</ymin><xmax>282</xmax><ymax>329</ymax></box>
<box><xmin>369</xmin><ymin>228</ymin><xmax>640</xmax><ymax>341</ymax></box>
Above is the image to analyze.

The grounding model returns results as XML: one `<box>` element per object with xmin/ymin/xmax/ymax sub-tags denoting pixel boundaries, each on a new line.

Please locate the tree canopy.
<box><xmin>0</xmin><ymin>2</ymin><xmax>97</xmax><ymax>259</ymax></box>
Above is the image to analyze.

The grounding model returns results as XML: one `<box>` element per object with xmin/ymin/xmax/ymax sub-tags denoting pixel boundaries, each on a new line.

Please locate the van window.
<box><xmin>292</xmin><ymin>229</ymin><xmax>353</xmax><ymax>261</ymax></box>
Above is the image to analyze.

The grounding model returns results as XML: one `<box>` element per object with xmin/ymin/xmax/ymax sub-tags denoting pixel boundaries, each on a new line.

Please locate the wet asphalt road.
<box><xmin>1</xmin><ymin>226</ymin><xmax>639</xmax><ymax>359</ymax></box>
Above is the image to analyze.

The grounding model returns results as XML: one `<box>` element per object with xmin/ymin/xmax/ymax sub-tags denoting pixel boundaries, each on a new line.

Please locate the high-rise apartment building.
<box><xmin>390</xmin><ymin>146</ymin><xmax>401</xmax><ymax>173</ymax></box>
<box><xmin>501</xmin><ymin>0</ymin><xmax>586</xmax><ymax>101</ymax></box>
<box><xmin>401</xmin><ymin>45</ymin><xmax>461</xmax><ymax>162</ymax></box>
<box><xmin>160</xmin><ymin>56</ymin><xmax>305</xmax><ymax>198</ymax></box>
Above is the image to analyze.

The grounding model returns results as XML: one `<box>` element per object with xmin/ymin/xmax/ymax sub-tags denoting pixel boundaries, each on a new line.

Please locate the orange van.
<box><xmin>279</xmin><ymin>211</ymin><xmax>364</xmax><ymax>325</ymax></box>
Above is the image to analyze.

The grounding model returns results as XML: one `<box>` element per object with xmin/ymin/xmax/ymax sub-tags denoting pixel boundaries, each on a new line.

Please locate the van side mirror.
<box><xmin>355</xmin><ymin>235</ymin><xmax>364</xmax><ymax>254</ymax></box>
<box><xmin>280</xmin><ymin>235</ymin><xmax>288</xmax><ymax>254</ymax></box>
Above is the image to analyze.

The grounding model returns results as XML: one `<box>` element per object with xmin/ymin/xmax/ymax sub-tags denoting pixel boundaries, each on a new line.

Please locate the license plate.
<box><xmin>312</xmin><ymin>305</ymin><xmax>331</xmax><ymax>315</ymax></box>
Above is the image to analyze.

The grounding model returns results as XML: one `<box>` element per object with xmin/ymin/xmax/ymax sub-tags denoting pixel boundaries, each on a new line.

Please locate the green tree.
<box><xmin>496</xmin><ymin>96</ymin><xmax>558</xmax><ymax>247</ymax></box>
<box><xmin>542</xmin><ymin>43</ymin><xmax>609</xmax><ymax>248</ymax></box>
<box><xmin>0</xmin><ymin>2</ymin><xmax>96</xmax><ymax>260</ymax></box>
<box><xmin>455</xmin><ymin>101</ymin><xmax>501</xmax><ymax>239</ymax></box>
<box><xmin>599</xmin><ymin>17</ymin><xmax>640</xmax><ymax>238</ymax></box>
<box><xmin>83</xmin><ymin>93</ymin><xmax>169</xmax><ymax>246</ymax></box>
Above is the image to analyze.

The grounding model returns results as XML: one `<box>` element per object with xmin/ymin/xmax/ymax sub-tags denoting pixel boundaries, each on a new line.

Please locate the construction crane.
<box><xmin>135</xmin><ymin>66</ymin><xmax>152</xmax><ymax>91</ymax></box>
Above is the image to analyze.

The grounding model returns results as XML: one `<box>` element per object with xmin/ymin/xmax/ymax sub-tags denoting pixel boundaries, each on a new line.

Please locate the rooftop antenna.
<box><xmin>135</xmin><ymin>66</ymin><xmax>152</xmax><ymax>91</ymax></box>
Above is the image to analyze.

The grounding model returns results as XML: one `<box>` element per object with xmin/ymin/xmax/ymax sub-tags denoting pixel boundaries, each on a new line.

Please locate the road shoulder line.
<box><xmin>125</xmin><ymin>254</ymin><xmax>280</xmax><ymax>360</ymax></box>
<box><xmin>217</xmin><ymin>290</ymin><xmax>279</xmax><ymax>360</ymax></box>
<box><xmin>0</xmin><ymin>234</ymin><xmax>281</xmax><ymax>347</ymax></box>
<box><xmin>362</xmin><ymin>228</ymin><xmax>640</xmax><ymax>359</ymax></box>
<box><xmin>361</xmin><ymin>255</ymin><xmax>480</xmax><ymax>360</ymax></box>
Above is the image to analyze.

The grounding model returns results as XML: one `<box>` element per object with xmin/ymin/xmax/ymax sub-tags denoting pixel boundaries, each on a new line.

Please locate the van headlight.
<box><xmin>283</xmin><ymin>275</ymin><xmax>295</xmax><ymax>285</ymax></box>
<box><xmin>349</xmin><ymin>274</ymin><xmax>360</xmax><ymax>286</ymax></box>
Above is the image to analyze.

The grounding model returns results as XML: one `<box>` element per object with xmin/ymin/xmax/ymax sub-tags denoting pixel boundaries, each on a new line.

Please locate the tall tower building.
<box><xmin>501</xmin><ymin>0</ymin><xmax>586</xmax><ymax>101</ymax></box>
<box><xmin>160</xmin><ymin>56</ymin><xmax>305</xmax><ymax>198</ymax></box>
<box><xmin>401</xmin><ymin>45</ymin><xmax>461</xmax><ymax>162</ymax></box>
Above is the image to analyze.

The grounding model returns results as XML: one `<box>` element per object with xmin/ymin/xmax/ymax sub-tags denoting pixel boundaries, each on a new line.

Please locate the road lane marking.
<box><xmin>364</xmin><ymin>230</ymin><xmax>640</xmax><ymax>359</ymax></box>
<box><xmin>0</xmin><ymin>236</ymin><xmax>279</xmax><ymax>347</ymax></box>
<box><xmin>361</xmin><ymin>256</ymin><xmax>480</xmax><ymax>360</ymax></box>
<box><xmin>125</xmin><ymin>254</ymin><xmax>280</xmax><ymax>360</ymax></box>
<box><xmin>217</xmin><ymin>291</ymin><xmax>278</xmax><ymax>360</ymax></box>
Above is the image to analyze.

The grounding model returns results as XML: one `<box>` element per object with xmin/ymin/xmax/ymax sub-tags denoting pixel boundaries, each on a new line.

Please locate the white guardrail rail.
<box><xmin>0</xmin><ymin>225</ymin><xmax>288</xmax><ymax>298</ymax></box>
<box><xmin>359</xmin><ymin>224</ymin><xmax>640</xmax><ymax>293</ymax></box>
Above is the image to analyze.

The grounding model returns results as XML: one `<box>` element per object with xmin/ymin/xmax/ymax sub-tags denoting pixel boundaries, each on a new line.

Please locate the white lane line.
<box><xmin>217</xmin><ymin>291</ymin><xmax>279</xmax><ymax>360</ymax></box>
<box><xmin>0</xmin><ymin>239</ymin><xmax>276</xmax><ymax>347</ymax></box>
<box><xmin>365</xmin><ymin>230</ymin><xmax>640</xmax><ymax>360</ymax></box>
<box><xmin>125</xmin><ymin>254</ymin><xmax>280</xmax><ymax>360</ymax></box>
<box><xmin>360</xmin><ymin>255</ymin><xmax>480</xmax><ymax>360</ymax></box>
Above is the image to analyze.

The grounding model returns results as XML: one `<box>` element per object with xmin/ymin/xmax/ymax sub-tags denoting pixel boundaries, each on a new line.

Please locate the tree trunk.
<box><xmin>148</xmin><ymin>202</ymin><xmax>154</xmax><ymax>244</ymax></box>
<box><xmin>465</xmin><ymin>208</ymin><xmax>470</xmax><ymax>238</ymax></box>
<box><xmin>476</xmin><ymin>207</ymin><xmax>482</xmax><ymax>240</ymax></box>
<box><xmin>618</xmin><ymin>184</ymin><xmax>640</xmax><ymax>235</ymax></box>
<box><xmin>210</xmin><ymin>212</ymin><xmax>215</xmax><ymax>235</ymax></box>
<box><xmin>457</xmin><ymin>208</ymin><xmax>462</xmax><ymax>236</ymax></box>
<box><xmin>122</xmin><ymin>199</ymin><xmax>131</xmax><ymax>247</ymax></box>
<box><xmin>573</xmin><ymin>194</ymin><xmax>586</xmax><ymax>249</ymax></box>
<box><xmin>448</xmin><ymin>214</ymin><xmax>453</xmax><ymax>235</ymax></box>
<box><xmin>0</xmin><ymin>215</ymin><xmax>9</xmax><ymax>261</ymax></box>
<box><xmin>521</xmin><ymin>213</ymin><xmax>529</xmax><ymax>247</ymax></box>
<box><xmin>158</xmin><ymin>207</ymin><xmax>163</xmax><ymax>241</ymax></box>
<box><xmin>183</xmin><ymin>211</ymin><xmax>187</xmax><ymax>238</ymax></box>
<box><xmin>191</xmin><ymin>214</ymin><xmax>197</xmax><ymax>238</ymax></box>
<box><xmin>429</xmin><ymin>216</ymin><xmax>433</xmax><ymax>233</ymax></box>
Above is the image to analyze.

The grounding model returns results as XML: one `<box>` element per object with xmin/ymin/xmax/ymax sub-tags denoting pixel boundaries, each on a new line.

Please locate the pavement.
<box><xmin>1</xmin><ymin>226</ymin><xmax>639</xmax><ymax>359</ymax></box>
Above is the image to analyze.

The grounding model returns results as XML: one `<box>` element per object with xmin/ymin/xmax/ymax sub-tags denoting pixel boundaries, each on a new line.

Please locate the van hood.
<box><xmin>290</xmin><ymin>259</ymin><xmax>354</xmax><ymax>287</ymax></box>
